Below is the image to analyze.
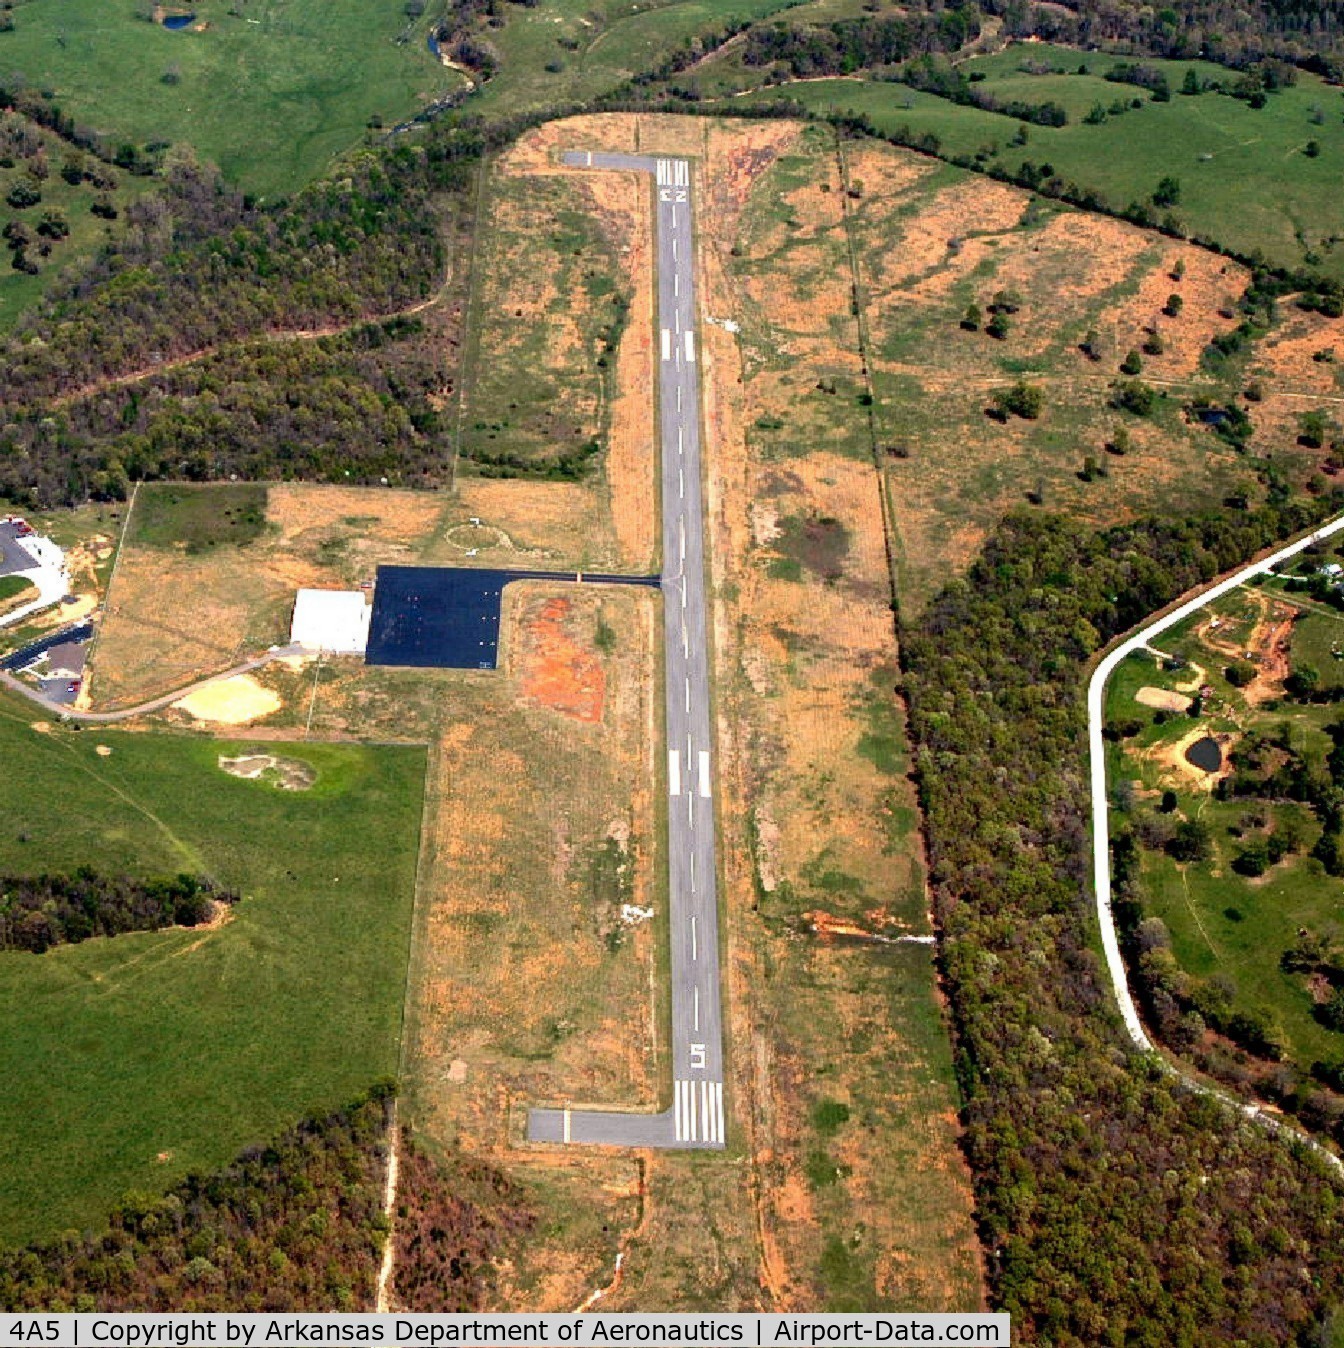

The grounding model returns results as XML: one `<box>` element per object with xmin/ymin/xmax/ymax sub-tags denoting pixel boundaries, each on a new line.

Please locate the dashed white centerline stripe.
<box><xmin>691</xmin><ymin>914</ymin><xmax>698</xmax><ymax>959</ymax></box>
<box><xmin>694</xmin><ymin>986</ymin><xmax>700</xmax><ymax>1031</ymax></box>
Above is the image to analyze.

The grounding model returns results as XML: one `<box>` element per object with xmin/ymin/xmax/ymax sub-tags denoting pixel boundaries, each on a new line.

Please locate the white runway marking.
<box><xmin>691</xmin><ymin>914</ymin><xmax>698</xmax><ymax>959</ymax></box>
<box><xmin>690</xmin><ymin>853</ymin><xmax>696</xmax><ymax>893</ymax></box>
<box><xmin>684</xmin><ymin>330</ymin><xmax>695</xmax><ymax>363</ymax></box>
<box><xmin>698</xmin><ymin>750</ymin><xmax>711</xmax><ymax>798</ymax></box>
<box><xmin>672</xmin><ymin>237</ymin><xmax>678</xmax><ymax>261</ymax></box>
<box><xmin>661</xmin><ymin>328</ymin><xmax>671</xmax><ymax>361</ymax></box>
<box><xmin>677</xmin><ymin>386</ymin><xmax>682</xmax><ymax>412</ymax></box>
<box><xmin>685</xmin><ymin>677</ymin><xmax>691</xmax><ymax>713</ymax></box>
<box><xmin>712</xmin><ymin>1083</ymin><xmax>724</xmax><ymax>1143</ymax></box>
<box><xmin>564</xmin><ymin>1109</ymin><xmax>572</xmax><ymax>1143</ymax></box>
<box><xmin>674</xmin><ymin>273</ymin><xmax>679</xmax><ymax>297</ymax></box>
<box><xmin>668</xmin><ymin>749</ymin><xmax>681</xmax><ymax>797</ymax></box>
<box><xmin>674</xmin><ymin>1081</ymin><xmax>685</xmax><ymax>1141</ymax></box>
<box><xmin>676</xmin><ymin>160</ymin><xmax>688</xmax><ymax>188</ymax></box>
<box><xmin>694</xmin><ymin>986</ymin><xmax>700</xmax><ymax>1031</ymax></box>
<box><xmin>679</xmin><ymin>467</ymin><xmax>684</xmax><ymax>499</ymax></box>
<box><xmin>677</xmin><ymin>426</ymin><xmax>683</xmax><ymax>454</ymax></box>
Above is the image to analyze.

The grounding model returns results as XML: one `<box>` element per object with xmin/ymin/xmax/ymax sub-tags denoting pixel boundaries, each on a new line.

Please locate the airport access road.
<box><xmin>528</xmin><ymin>151</ymin><xmax>726</xmax><ymax>1150</ymax></box>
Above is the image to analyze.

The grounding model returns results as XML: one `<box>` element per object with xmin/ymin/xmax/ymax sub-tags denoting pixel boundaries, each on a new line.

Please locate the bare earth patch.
<box><xmin>218</xmin><ymin>753</ymin><xmax>316</xmax><ymax>790</ymax></box>
<box><xmin>174</xmin><ymin>675</ymin><xmax>281</xmax><ymax>725</ymax></box>
<box><xmin>515</xmin><ymin>594</ymin><xmax>606</xmax><ymax>724</ymax></box>
<box><xmin>1136</xmin><ymin>686</ymin><xmax>1193</xmax><ymax>713</ymax></box>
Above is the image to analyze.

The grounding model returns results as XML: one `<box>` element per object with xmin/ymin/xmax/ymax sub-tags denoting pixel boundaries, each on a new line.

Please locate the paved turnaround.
<box><xmin>528</xmin><ymin>151</ymin><xmax>726</xmax><ymax>1149</ymax></box>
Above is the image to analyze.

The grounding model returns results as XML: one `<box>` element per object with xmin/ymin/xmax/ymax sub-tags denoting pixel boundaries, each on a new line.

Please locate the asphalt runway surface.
<box><xmin>528</xmin><ymin>151</ymin><xmax>726</xmax><ymax>1150</ymax></box>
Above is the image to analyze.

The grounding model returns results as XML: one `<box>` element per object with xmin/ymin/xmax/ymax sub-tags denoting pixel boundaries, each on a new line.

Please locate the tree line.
<box><xmin>0</xmin><ymin>869</ymin><xmax>234</xmax><ymax>955</ymax></box>
<box><xmin>901</xmin><ymin>502</ymin><xmax>1344</xmax><ymax>1342</ymax></box>
<box><xmin>0</xmin><ymin>1085</ymin><xmax>535</xmax><ymax>1310</ymax></box>
<box><xmin>3</xmin><ymin>317</ymin><xmax>454</xmax><ymax>504</ymax></box>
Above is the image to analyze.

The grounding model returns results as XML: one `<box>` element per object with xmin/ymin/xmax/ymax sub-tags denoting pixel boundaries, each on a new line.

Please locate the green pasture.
<box><xmin>468</xmin><ymin>0</ymin><xmax>800</xmax><ymax>118</ymax></box>
<box><xmin>129</xmin><ymin>482</ymin><xmax>269</xmax><ymax>552</ymax></box>
<box><xmin>0</xmin><ymin>0</ymin><xmax>460</xmax><ymax>197</ymax></box>
<box><xmin>0</xmin><ymin>699</ymin><xmax>425</xmax><ymax>1245</ymax></box>
<box><xmin>749</xmin><ymin>46</ymin><xmax>1344</xmax><ymax>277</ymax></box>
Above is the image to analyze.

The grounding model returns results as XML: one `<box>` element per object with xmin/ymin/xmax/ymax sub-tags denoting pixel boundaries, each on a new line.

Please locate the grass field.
<box><xmin>0</xmin><ymin>0</ymin><xmax>459</xmax><ymax>198</ymax></box>
<box><xmin>457</xmin><ymin>166</ymin><xmax>630</xmax><ymax>479</ymax></box>
<box><xmin>0</xmin><ymin>698</ymin><xmax>425</xmax><ymax>1245</ymax></box>
<box><xmin>712</xmin><ymin>120</ymin><xmax>1281</xmax><ymax>610</ymax></box>
<box><xmin>130</xmin><ymin>482</ymin><xmax>269</xmax><ymax>552</ymax></box>
<box><xmin>724</xmin><ymin>43</ymin><xmax>1344</xmax><ymax>278</ymax></box>
<box><xmin>464</xmin><ymin>0</ymin><xmax>799</xmax><ymax>122</ymax></box>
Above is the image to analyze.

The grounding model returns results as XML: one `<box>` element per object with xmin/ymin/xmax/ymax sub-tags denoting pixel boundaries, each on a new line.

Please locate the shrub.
<box><xmin>992</xmin><ymin>379</ymin><xmax>1043</xmax><ymax>420</ymax></box>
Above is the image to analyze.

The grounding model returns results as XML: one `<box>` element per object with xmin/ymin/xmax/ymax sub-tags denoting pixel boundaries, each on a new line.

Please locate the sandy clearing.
<box><xmin>174</xmin><ymin>674</ymin><xmax>281</xmax><ymax>725</ymax></box>
<box><xmin>1136</xmin><ymin>686</ymin><xmax>1192</xmax><ymax>713</ymax></box>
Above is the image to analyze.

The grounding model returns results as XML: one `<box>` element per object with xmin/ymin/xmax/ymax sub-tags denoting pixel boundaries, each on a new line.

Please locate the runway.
<box><xmin>527</xmin><ymin>150</ymin><xmax>726</xmax><ymax>1149</ymax></box>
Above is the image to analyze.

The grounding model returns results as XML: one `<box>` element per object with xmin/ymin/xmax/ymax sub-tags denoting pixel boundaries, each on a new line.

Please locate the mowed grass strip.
<box><xmin>0</xmin><ymin>699</ymin><xmax>425</xmax><ymax>1245</ymax></box>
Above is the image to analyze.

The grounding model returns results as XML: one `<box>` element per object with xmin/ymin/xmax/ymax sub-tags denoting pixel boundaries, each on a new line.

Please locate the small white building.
<box><xmin>290</xmin><ymin>589</ymin><xmax>370</xmax><ymax>655</ymax></box>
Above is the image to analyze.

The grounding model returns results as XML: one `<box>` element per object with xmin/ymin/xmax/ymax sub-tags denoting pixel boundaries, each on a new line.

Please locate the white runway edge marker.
<box><xmin>684</xmin><ymin>330</ymin><xmax>695</xmax><ymax>363</ymax></box>
<box><xmin>698</xmin><ymin>750</ymin><xmax>711</xmax><ymax>798</ymax></box>
<box><xmin>668</xmin><ymin>749</ymin><xmax>681</xmax><ymax>797</ymax></box>
<box><xmin>661</xmin><ymin>328</ymin><xmax>671</xmax><ymax>362</ymax></box>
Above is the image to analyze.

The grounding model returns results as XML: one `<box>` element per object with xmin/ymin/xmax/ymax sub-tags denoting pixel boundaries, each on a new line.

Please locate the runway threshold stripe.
<box><xmin>700</xmin><ymin>1082</ymin><xmax>710</xmax><ymax>1143</ymax></box>
<box><xmin>714</xmin><ymin>1084</ymin><xmax>724</xmax><ymax>1144</ymax></box>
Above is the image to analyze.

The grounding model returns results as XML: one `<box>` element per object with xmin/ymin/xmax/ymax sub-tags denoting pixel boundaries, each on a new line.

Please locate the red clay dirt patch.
<box><xmin>518</xmin><ymin>596</ymin><xmax>606</xmax><ymax>722</ymax></box>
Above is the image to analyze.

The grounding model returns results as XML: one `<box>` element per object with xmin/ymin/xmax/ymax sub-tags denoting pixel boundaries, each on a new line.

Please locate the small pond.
<box><xmin>1185</xmin><ymin>736</ymin><xmax>1223</xmax><ymax>773</ymax></box>
<box><xmin>161</xmin><ymin>13</ymin><xmax>196</xmax><ymax>29</ymax></box>
<box><xmin>1196</xmin><ymin>407</ymin><xmax>1229</xmax><ymax>426</ymax></box>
